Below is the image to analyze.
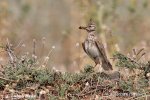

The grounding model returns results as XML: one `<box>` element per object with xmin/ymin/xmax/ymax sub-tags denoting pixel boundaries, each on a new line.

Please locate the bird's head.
<box><xmin>79</xmin><ymin>19</ymin><xmax>96</xmax><ymax>32</ymax></box>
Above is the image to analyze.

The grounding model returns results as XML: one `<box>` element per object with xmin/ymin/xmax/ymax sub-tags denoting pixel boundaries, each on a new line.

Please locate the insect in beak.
<box><xmin>79</xmin><ymin>26</ymin><xmax>88</xmax><ymax>31</ymax></box>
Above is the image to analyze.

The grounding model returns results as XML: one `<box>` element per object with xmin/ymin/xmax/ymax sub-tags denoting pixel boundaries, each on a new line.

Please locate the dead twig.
<box><xmin>77</xmin><ymin>84</ymin><xmax>111</xmax><ymax>97</ymax></box>
<box><xmin>137</xmin><ymin>52</ymin><xmax>146</xmax><ymax>61</ymax></box>
<box><xmin>32</xmin><ymin>39</ymin><xmax>36</xmax><ymax>62</ymax></box>
<box><xmin>5</xmin><ymin>39</ymin><xmax>17</xmax><ymax>67</ymax></box>
<box><xmin>0</xmin><ymin>77</ymin><xmax>16</xmax><ymax>83</ymax></box>
<box><xmin>136</xmin><ymin>48</ymin><xmax>144</xmax><ymax>56</ymax></box>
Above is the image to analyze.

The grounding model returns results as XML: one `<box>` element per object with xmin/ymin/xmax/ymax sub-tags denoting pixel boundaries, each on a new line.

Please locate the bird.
<box><xmin>79</xmin><ymin>19</ymin><xmax>113</xmax><ymax>71</ymax></box>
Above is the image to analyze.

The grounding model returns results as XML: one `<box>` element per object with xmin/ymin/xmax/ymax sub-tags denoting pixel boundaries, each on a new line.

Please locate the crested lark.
<box><xmin>79</xmin><ymin>19</ymin><xmax>113</xmax><ymax>71</ymax></box>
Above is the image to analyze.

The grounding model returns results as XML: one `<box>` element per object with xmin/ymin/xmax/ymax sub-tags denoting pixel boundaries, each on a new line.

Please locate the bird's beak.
<box><xmin>79</xmin><ymin>26</ymin><xmax>88</xmax><ymax>30</ymax></box>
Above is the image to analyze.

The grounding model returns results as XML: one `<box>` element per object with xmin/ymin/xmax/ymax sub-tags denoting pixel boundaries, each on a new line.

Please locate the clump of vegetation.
<box><xmin>0</xmin><ymin>42</ymin><xmax>149</xmax><ymax>99</ymax></box>
<box><xmin>113</xmin><ymin>51</ymin><xmax>150</xmax><ymax>97</ymax></box>
<box><xmin>113</xmin><ymin>51</ymin><xmax>150</xmax><ymax>79</ymax></box>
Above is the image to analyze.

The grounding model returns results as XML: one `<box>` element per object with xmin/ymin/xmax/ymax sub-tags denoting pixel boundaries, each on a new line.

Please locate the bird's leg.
<box><xmin>94</xmin><ymin>57</ymin><xmax>99</xmax><ymax>68</ymax></box>
<box><xmin>94</xmin><ymin>63</ymin><xmax>99</xmax><ymax>72</ymax></box>
<box><xmin>94</xmin><ymin>63</ymin><xmax>97</xmax><ymax>67</ymax></box>
<box><xmin>94</xmin><ymin>57</ymin><xmax>103</xmax><ymax>72</ymax></box>
<box><xmin>99</xmin><ymin>60</ymin><xmax>103</xmax><ymax>73</ymax></box>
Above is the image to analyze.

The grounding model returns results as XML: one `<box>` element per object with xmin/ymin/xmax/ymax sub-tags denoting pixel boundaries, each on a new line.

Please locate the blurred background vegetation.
<box><xmin>0</xmin><ymin>0</ymin><xmax>150</xmax><ymax>72</ymax></box>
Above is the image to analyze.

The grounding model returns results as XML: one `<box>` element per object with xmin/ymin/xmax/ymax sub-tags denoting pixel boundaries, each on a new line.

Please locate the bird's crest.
<box><xmin>88</xmin><ymin>19</ymin><xmax>96</xmax><ymax>27</ymax></box>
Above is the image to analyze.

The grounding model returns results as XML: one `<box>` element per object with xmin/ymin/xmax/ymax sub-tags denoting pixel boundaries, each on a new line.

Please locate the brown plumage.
<box><xmin>79</xmin><ymin>19</ymin><xmax>113</xmax><ymax>70</ymax></box>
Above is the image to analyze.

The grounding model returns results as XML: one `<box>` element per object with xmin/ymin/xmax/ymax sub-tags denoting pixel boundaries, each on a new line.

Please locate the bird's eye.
<box><xmin>91</xmin><ymin>34</ymin><xmax>94</xmax><ymax>36</ymax></box>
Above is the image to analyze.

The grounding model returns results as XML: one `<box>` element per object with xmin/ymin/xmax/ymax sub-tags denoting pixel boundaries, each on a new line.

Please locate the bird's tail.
<box><xmin>102</xmin><ymin>60</ymin><xmax>113</xmax><ymax>70</ymax></box>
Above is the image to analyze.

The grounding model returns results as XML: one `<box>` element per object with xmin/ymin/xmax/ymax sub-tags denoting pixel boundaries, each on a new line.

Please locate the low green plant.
<box><xmin>0</xmin><ymin>80</ymin><xmax>6</xmax><ymax>89</ymax></box>
<box><xmin>34</xmin><ymin>69</ymin><xmax>54</xmax><ymax>85</ymax></box>
<box><xmin>119</xmin><ymin>79</ymin><xmax>134</xmax><ymax>92</ymax></box>
<box><xmin>113</xmin><ymin>52</ymin><xmax>138</xmax><ymax>69</ymax></box>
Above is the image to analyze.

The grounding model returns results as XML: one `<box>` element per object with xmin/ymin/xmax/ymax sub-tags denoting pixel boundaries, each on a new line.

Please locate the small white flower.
<box><xmin>75</xmin><ymin>42</ymin><xmax>80</xmax><ymax>47</ymax></box>
<box><xmin>45</xmin><ymin>56</ymin><xmax>49</xmax><ymax>60</ymax></box>
<box><xmin>22</xmin><ymin>44</ymin><xmax>26</xmax><ymax>47</ymax></box>
<box><xmin>55</xmin><ymin>69</ymin><xmax>59</xmax><ymax>72</ymax></box>
<box><xmin>132</xmin><ymin>92</ymin><xmax>137</xmax><ymax>97</ymax></box>
<box><xmin>95</xmin><ymin>95</ymin><xmax>99</xmax><ymax>99</ymax></box>
<box><xmin>52</xmin><ymin>67</ymin><xmax>59</xmax><ymax>72</ymax></box>
<box><xmin>5</xmin><ymin>84</ymin><xmax>9</xmax><ymax>88</ymax></box>
<box><xmin>147</xmin><ymin>73</ymin><xmax>150</xmax><ymax>77</ymax></box>
<box><xmin>52</xmin><ymin>67</ymin><xmax>56</xmax><ymax>70</ymax></box>
<box><xmin>9</xmin><ymin>89</ymin><xmax>15</xmax><ymax>93</ymax></box>
<box><xmin>32</xmin><ymin>54</ymin><xmax>37</xmax><ymax>59</ymax></box>
<box><xmin>85</xmin><ymin>82</ymin><xmax>89</xmax><ymax>86</ymax></box>
<box><xmin>41</xmin><ymin>65</ymin><xmax>45</xmax><ymax>68</ymax></box>
<box><xmin>39</xmin><ymin>90</ymin><xmax>46</xmax><ymax>94</ymax></box>
<box><xmin>52</xmin><ymin>45</ymin><xmax>55</xmax><ymax>49</ymax></box>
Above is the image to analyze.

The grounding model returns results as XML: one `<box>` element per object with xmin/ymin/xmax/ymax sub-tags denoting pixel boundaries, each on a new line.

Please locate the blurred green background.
<box><xmin>0</xmin><ymin>0</ymin><xmax>150</xmax><ymax>72</ymax></box>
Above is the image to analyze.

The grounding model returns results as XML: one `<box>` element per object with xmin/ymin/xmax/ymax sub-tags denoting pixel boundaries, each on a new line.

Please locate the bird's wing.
<box><xmin>95</xmin><ymin>40</ymin><xmax>113</xmax><ymax>70</ymax></box>
<box><xmin>82</xmin><ymin>42</ymin><xmax>87</xmax><ymax>53</ymax></box>
<box><xmin>95</xmin><ymin>40</ymin><xmax>108</xmax><ymax>60</ymax></box>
